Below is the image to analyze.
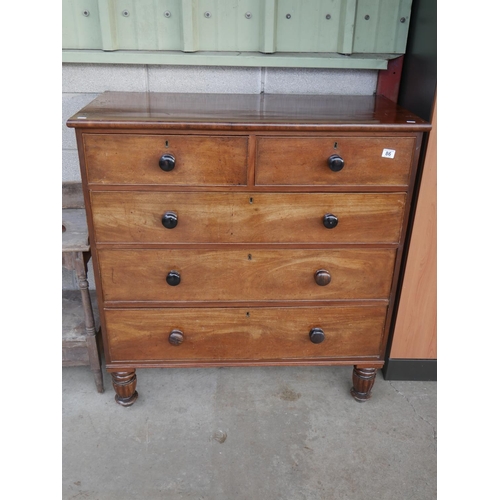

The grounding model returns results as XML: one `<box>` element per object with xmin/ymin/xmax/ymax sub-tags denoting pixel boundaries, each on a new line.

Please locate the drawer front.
<box><xmin>84</xmin><ymin>134</ymin><xmax>248</xmax><ymax>185</ymax></box>
<box><xmin>91</xmin><ymin>192</ymin><xmax>406</xmax><ymax>244</ymax></box>
<box><xmin>256</xmin><ymin>136</ymin><xmax>415</xmax><ymax>186</ymax></box>
<box><xmin>98</xmin><ymin>248</ymin><xmax>396</xmax><ymax>302</ymax></box>
<box><xmin>105</xmin><ymin>306</ymin><xmax>387</xmax><ymax>362</ymax></box>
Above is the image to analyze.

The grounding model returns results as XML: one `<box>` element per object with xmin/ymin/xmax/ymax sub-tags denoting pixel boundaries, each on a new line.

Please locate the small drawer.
<box><xmin>91</xmin><ymin>192</ymin><xmax>406</xmax><ymax>244</ymax></box>
<box><xmin>105</xmin><ymin>305</ymin><xmax>387</xmax><ymax>363</ymax></box>
<box><xmin>83</xmin><ymin>134</ymin><xmax>248</xmax><ymax>185</ymax></box>
<box><xmin>255</xmin><ymin>136</ymin><xmax>415</xmax><ymax>186</ymax></box>
<box><xmin>98</xmin><ymin>248</ymin><xmax>396</xmax><ymax>302</ymax></box>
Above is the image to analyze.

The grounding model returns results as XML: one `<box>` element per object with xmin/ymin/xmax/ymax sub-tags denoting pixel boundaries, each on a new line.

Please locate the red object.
<box><xmin>376</xmin><ymin>56</ymin><xmax>404</xmax><ymax>102</ymax></box>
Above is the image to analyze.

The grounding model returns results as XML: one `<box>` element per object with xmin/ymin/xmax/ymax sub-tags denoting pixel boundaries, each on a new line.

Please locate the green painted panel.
<box><xmin>97</xmin><ymin>0</ymin><xmax>117</xmax><ymax>50</ymax></box>
<box><xmin>154</xmin><ymin>0</ymin><xmax>184</xmax><ymax>50</ymax></box>
<box><xmin>276</xmin><ymin>0</ymin><xmax>356</xmax><ymax>53</ymax></box>
<box><xmin>62</xmin><ymin>49</ymin><xmax>393</xmax><ymax>69</ymax></box>
<box><xmin>62</xmin><ymin>0</ymin><xmax>102</xmax><ymax>49</ymax></box>
<box><xmin>111</xmin><ymin>0</ymin><xmax>183</xmax><ymax>50</ymax></box>
<box><xmin>353</xmin><ymin>0</ymin><xmax>412</xmax><ymax>53</ymax></box>
<box><xmin>62</xmin><ymin>0</ymin><xmax>414</xmax><ymax>64</ymax></box>
<box><xmin>197</xmin><ymin>0</ymin><xmax>262</xmax><ymax>51</ymax></box>
<box><xmin>259</xmin><ymin>0</ymin><xmax>278</xmax><ymax>53</ymax></box>
<box><xmin>182</xmin><ymin>0</ymin><xmax>199</xmax><ymax>51</ymax></box>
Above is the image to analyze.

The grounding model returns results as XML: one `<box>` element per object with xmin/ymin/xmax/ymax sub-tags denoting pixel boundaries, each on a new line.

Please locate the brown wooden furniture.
<box><xmin>385</xmin><ymin>96</ymin><xmax>437</xmax><ymax>379</ymax></box>
<box><xmin>67</xmin><ymin>92</ymin><xmax>430</xmax><ymax>405</ymax></box>
<box><xmin>62</xmin><ymin>182</ymin><xmax>103</xmax><ymax>392</ymax></box>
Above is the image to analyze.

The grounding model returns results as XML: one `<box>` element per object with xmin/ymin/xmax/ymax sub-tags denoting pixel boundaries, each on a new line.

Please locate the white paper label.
<box><xmin>382</xmin><ymin>148</ymin><xmax>396</xmax><ymax>159</ymax></box>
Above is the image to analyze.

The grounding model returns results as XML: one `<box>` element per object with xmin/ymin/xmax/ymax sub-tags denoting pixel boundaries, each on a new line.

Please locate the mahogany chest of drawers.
<box><xmin>67</xmin><ymin>92</ymin><xmax>430</xmax><ymax>406</ymax></box>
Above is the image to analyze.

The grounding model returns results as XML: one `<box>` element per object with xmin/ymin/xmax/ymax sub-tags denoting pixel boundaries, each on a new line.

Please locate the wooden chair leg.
<box><xmin>75</xmin><ymin>252</ymin><xmax>104</xmax><ymax>393</ymax></box>
<box><xmin>88</xmin><ymin>336</ymin><xmax>104</xmax><ymax>393</ymax></box>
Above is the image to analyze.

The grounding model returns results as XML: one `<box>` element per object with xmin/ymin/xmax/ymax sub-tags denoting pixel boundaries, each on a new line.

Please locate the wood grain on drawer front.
<box><xmin>105</xmin><ymin>306</ymin><xmax>387</xmax><ymax>362</ymax></box>
<box><xmin>83</xmin><ymin>134</ymin><xmax>248</xmax><ymax>185</ymax></box>
<box><xmin>256</xmin><ymin>137</ymin><xmax>415</xmax><ymax>186</ymax></box>
<box><xmin>91</xmin><ymin>192</ymin><xmax>406</xmax><ymax>244</ymax></box>
<box><xmin>98</xmin><ymin>248</ymin><xmax>396</xmax><ymax>302</ymax></box>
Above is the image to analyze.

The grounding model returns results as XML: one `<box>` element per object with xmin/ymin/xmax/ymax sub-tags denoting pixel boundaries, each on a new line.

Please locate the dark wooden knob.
<box><xmin>168</xmin><ymin>329</ymin><xmax>184</xmax><ymax>346</ymax></box>
<box><xmin>159</xmin><ymin>153</ymin><xmax>175</xmax><ymax>171</ymax></box>
<box><xmin>162</xmin><ymin>211</ymin><xmax>178</xmax><ymax>229</ymax></box>
<box><xmin>315</xmin><ymin>269</ymin><xmax>331</xmax><ymax>286</ymax></box>
<box><xmin>327</xmin><ymin>154</ymin><xmax>344</xmax><ymax>172</ymax></box>
<box><xmin>323</xmin><ymin>213</ymin><xmax>338</xmax><ymax>229</ymax></box>
<box><xmin>166</xmin><ymin>270</ymin><xmax>181</xmax><ymax>286</ymax></box>
<box><xmin>309</xmin><ymin>328</ymin><xmax>325</xmax><ymax>344</ymax></box>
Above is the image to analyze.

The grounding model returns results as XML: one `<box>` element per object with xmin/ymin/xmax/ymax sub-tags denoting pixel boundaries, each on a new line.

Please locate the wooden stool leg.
<box><xmin>350</xmin><ymin>366</ymin><xmax>377</xmax><ymax>402</ymax></box>
<box><xmin>111</xmin><ymin>371</ymin><xmax>138</xmax><ymax>407</ymax></box>
<box><xmin>75</xmin><ymin>253</ymin><xmax>104</xmax><ymax>393</ymax></box>
<box><xmin>90</xmin><ymin>360</ymin><xmax>104</xmax><ymax>394</ymax></box>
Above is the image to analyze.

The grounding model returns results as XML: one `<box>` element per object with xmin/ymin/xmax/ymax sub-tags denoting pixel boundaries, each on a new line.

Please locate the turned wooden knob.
<box><xmin>169</xmin><ymin>329</ymin><xmax>184</xmax><ymax>345</ymax></box>
<box><xmin>159</xmin><ymin>153</ymin><xmax>175</xmax><ymax>171</ymax></box>
<box><xmin>314</xmin><ymin>269</ymin><xmax>331</xmax><ymax>286</ymax></box>
<box><xmin>162</xmin><ymin>211</ymin><xmax>178</xmax><ymax>229</ymax></box>
<box><xmin>166</xmin><ymin>270</ymin><xmax>181</xmax><ymax>286</ymax></box>
<box><xmin>309</xmin><ymin>328</ymin><xmax>325</xmax><ymax>344</ymax></box>
<box><xmin>327</xmin><ymin>154</ymin><xmax>344</xmax><ymax>172</ymax></box>
<box><xmin>323</xmin><ymin>213</ymin><xmax>338</xmax><ymax>229</ymax></box>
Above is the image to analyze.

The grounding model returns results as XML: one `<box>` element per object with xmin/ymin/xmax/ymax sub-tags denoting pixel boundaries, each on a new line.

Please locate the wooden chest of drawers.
<box><xmin>67</xmin><ymin>92</ymin><xmax>430</xmax><ymax>405</ymax></box>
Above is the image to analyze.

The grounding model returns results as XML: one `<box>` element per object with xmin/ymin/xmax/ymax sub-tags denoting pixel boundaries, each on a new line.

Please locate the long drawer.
<box><xmin>83</xmin><ymin>134</ymin><xmax>248</xmax><ymax>186</ymax></box>
<box><xmin>98</xmin><ymin>248</ymin><xmax>396</xmax><ymax>302</ymax></box>
<box><xmin>91</xmin><ymin>192</ymin><xmax>406</xmax><ymax>244</ymax></box>
<box><xmin>105</xmin><ymin>305</ymin><xmax>387</xmax><ymax>362</ymax></box>
<box><xmin>256</xmin><ymin>136</ymin><xmax>415</xmax><ymax>186</ymax></box>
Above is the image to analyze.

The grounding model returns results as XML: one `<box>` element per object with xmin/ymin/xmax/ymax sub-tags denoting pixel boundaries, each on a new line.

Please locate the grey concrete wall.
<box><xmin>62</xmin><ymin>64</ymin><xmax>378</xmax><ymax>289</ymax></box>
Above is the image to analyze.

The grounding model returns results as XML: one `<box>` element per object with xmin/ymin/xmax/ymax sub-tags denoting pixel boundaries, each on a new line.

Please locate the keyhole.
<box><xmin>165</xmin><ymin>140</ymin><xmax>169</xmax><ymax>148</ymax></box>
<box><xmin>334</xmin><ymin>142</ymin><xmax>338</xmax><ymax>149</ymax></box>
<box><xmin>249</xmin><ymin>197</ymin><xmax>253</xmax><ymax>204</ymax></box>
<box><xmin>248</xmin><ymin>254</ymin><xmax>252</xmax><ymax>260</ymax></box>
<box><xmin>246</xmin><ymin>312</ymin><xmax>250</xmax><ymax>317</ymax></box>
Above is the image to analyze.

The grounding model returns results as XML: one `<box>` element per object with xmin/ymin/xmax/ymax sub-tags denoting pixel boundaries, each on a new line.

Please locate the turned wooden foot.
<box><xmin>350</xmin><ymin>366</ymin><xmax>377</xmax><ymax>402</ymax></box>
<box><xmin>111</xmin><ymin>371</ymin><xmax>138</xmax><ymax>407</ymax></box>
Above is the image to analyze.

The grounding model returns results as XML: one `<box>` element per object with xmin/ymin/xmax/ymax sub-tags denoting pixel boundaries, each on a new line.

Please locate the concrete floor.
<box><xmin>63</xmin><ymin>365</ymin><xmax>436</xmax><ymax>500</ymax></box>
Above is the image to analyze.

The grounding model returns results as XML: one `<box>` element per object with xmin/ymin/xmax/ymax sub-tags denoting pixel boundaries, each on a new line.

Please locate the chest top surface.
<box><xmin>67</xmin><ymin>92</ymin><xmax>430</xmax><ymax>132</ymax></box>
